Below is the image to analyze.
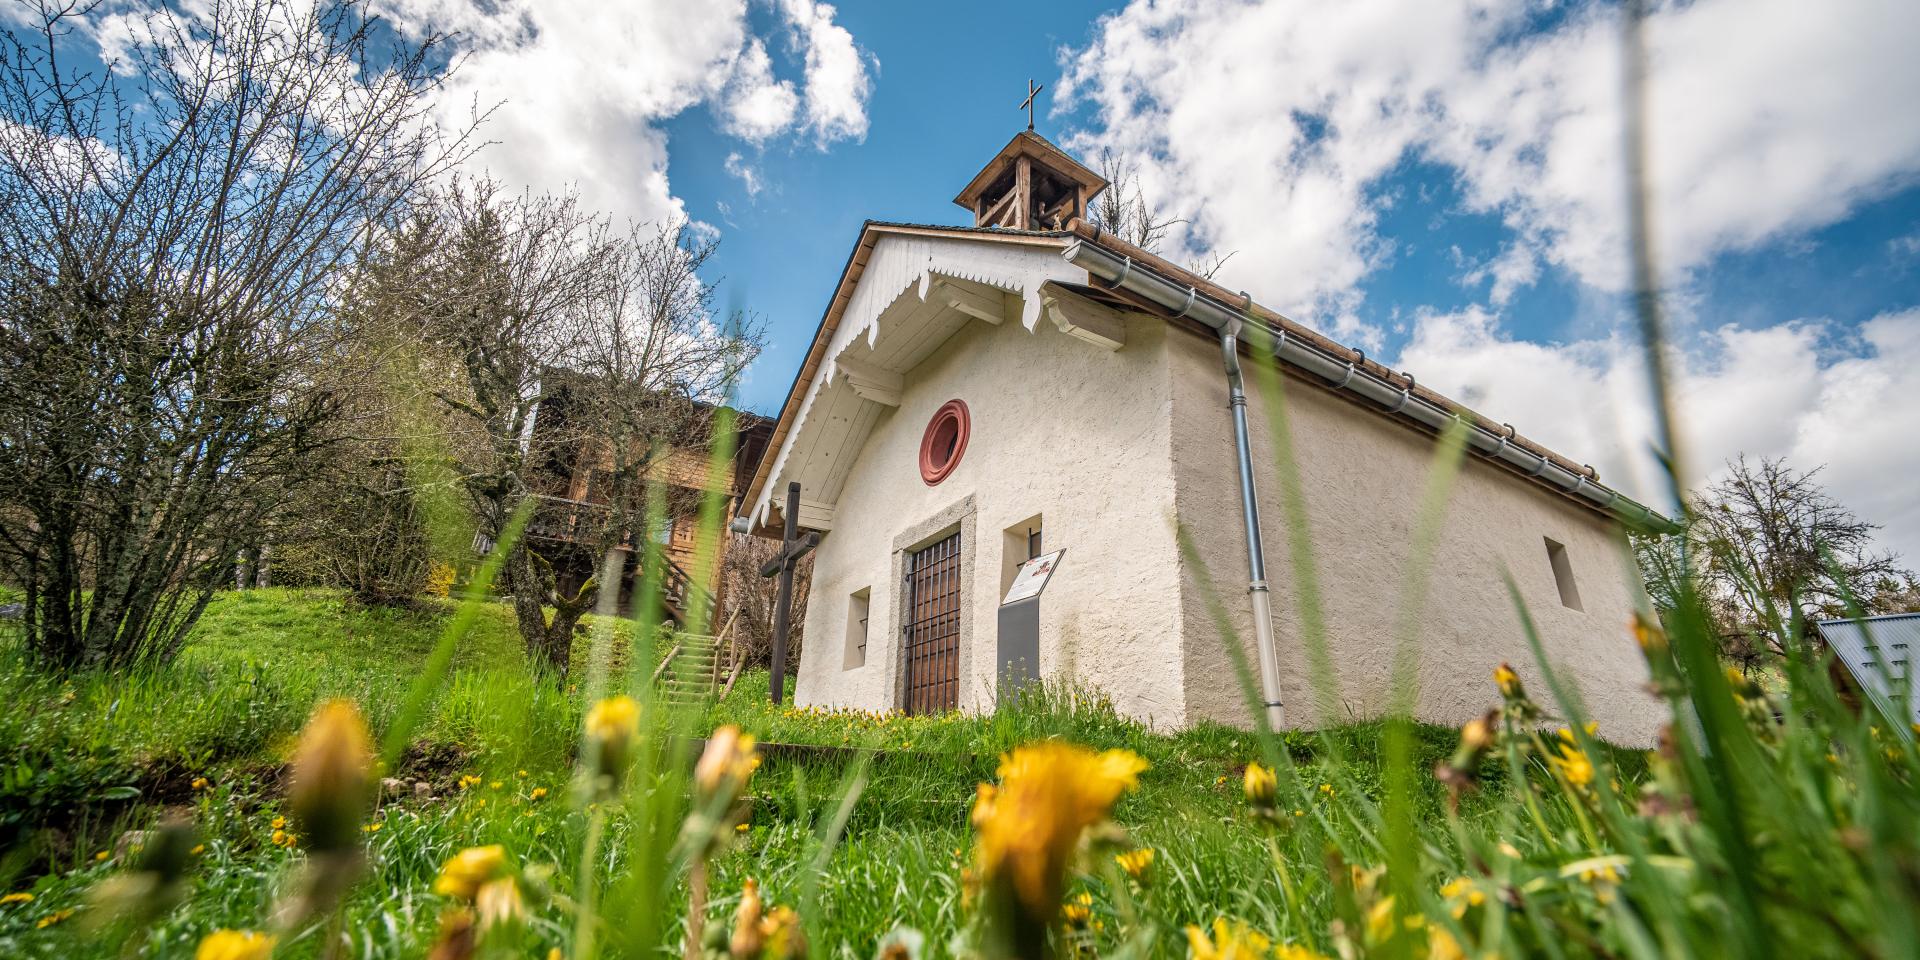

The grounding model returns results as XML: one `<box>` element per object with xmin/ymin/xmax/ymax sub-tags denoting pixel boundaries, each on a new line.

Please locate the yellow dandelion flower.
<box><xmin>363</xmin><ymin>822</ymin><xmax>382</xmax><ymax>833</ymax></box>
<box><xmin>1493</xmin><ymin>662</ymin><xmax>1520</xmax><ymax>696</ymax></box>
<box><xmin>1114</xmin><ymin>847</ymin><xmax>1154</xmax><ymax>880</ymax></box>
<box><xmin>529</xmin><ymin>787</ymin><xmax>548</xmax><ymax>801</ymax></box>
<box><xmin>1275</xmin><ymin>944</ymin><xmax>1332</xmax><ymax>960</ymax></box>
<box><xmin>1551</xmin><ymin>742</ymin><xmax>1595</xmax><ymax>790</ymax></box>
<box><xmin>190</xmin><ymin>844</ymin><xmax>206</xmax><ymax>856</ymax></box>
<box><xmin>1</xmin><ymin>892</ymin><xmax>33</xmax><ymax>905</ymax></box>
<box><xmin>191</xmin><ymin>777</ymin><xmax>210</xmax><ymax>791</ymax></box>
<box><xmin>92</xmin><ymin>850</ymin><xmax>109</xmax><ymax>862</ymax></box>
<box><xmin>194</xmin><ymin>929</ymin><xmax>276</xmax><ymax>960</ymax></box>
<box><xmin>1440</xmin><ymin>876</ymin><xmax>1486</xmax><ymax>919</ymax></box>
<box><xmin>736</xmin><ymin>822</ymin><xmax>751</xmax><ymax>833</ymax></box>
<box><xmin>971</xmin><ymin>741</ymin><xmax>1147</xmax><ymax>921</ymax></box>
<box><xmin>434</xmin><ymin>845</ymin><xmax>509</xmax><ymax>901</ymax></box>
<box><xmin>270</xmin><ymin>816</ymin><xmax>286</xmax><ymax>830</ymax></box>
<box><xmin>489</xmin><ymin>781</ymin><xmax>503</xmax><ymax>790</ymax></box>
<box><xmin>585</xmin><ymin>695</ymin><xmax>642</xmax><ymax>784</ymax></box>
<box><xmin>1061</xmin><ymin>901</ymin><xmax>1091</xmax><ymax>926</ymax></box>
<box><xmin>1242</xmin><ymin>763</ymin><xmax>1277</xmax><ymax>810</ymax></box>
<box><xmin>37</xmin><ymin>909</ymin><xmax>74</xmax><ymax>928</ymax></box>
<box><xmin>1186</xmin><ymin>918</ymin><xmax>1274</xmax><ymax>960</ymax></box>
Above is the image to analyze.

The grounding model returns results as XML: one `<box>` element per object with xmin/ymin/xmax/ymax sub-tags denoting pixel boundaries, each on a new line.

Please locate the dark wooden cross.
<box><xmin>758</xmin><ymin>481</ymin><xmax>818</xmax><ymax>704</ymax></box>
<box><xmin>1019</xmin><ymin>79</ymin><xmax>1044</xmax><ymax>131</ymax></box>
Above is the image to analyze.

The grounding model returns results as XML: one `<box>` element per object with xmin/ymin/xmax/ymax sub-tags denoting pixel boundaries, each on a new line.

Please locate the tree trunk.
<box><xmin>506</xmin><ymin>544</ymin><xmax>596</xmax><ymax>680</ymax></box>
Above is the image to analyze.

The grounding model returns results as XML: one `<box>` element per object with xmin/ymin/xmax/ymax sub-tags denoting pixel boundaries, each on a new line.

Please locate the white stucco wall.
<box><xmin>793</xmin><ymin>306</ymin><xmax>1190</xmax><ymax>726</ymax></box>
<box><xmin>1167</xmin><ymin>331</ymin><xmax>1664</xmax><ymax>745</ymax></box>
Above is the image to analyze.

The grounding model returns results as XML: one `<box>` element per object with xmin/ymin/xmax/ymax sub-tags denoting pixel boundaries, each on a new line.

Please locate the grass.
<box><xmin>0</xmin><ymin>587</ymin><xmax>1593</xmax><ymax>958</ymax></box>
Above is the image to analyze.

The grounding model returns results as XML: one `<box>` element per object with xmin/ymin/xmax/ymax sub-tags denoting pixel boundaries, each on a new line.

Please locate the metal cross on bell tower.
<box><xmin>1019</xmin><ymin>78</ymin><xmax>1044</xmax><ymax>131</ymax></box>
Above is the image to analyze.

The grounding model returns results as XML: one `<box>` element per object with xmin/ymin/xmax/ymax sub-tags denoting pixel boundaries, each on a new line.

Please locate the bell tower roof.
<box><xmin>953</xmin><ymin>130</ymin><xmax>1109</xmax><ymax>231</ymax></box>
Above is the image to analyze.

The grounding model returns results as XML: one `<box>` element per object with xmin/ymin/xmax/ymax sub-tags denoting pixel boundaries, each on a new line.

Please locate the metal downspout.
<box><xmin>1221</xmin><ymin>319</ymin><xmax>1286</xmax><ymax>728</ymax></box>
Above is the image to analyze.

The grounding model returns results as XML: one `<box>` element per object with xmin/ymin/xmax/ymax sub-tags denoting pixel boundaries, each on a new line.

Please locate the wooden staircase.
<box><xmin>655</xmin><ymin>632</ymin><xmax>722</xmax><ymax>708</ymax></box>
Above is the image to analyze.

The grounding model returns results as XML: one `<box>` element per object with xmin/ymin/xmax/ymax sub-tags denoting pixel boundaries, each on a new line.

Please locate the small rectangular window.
<box><xmin>843</xmin><ymin>588</ymin><xmax>870</xmax><ymax>670</ymax></box>
<box><xmin>1545</xmin><ymin>538</ymin><xmax>1583</xmax><ymax>611</ymax></box>
<box><xmin>1000</xmin><ymin>514</ymin><xmax>1044</xmax><ymax>596</ymax></box>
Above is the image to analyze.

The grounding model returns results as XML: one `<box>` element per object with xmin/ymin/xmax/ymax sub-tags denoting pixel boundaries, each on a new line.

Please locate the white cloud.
<box><xmin>725</xmin><ymin>152</ymin><xmax>764</xmax><ymax>198</ymax></box>
<box><xmin>1461</xmin><ymin>243</ymin><xmax>1540</xmax><ymax>307</ymax></box>
<box><xmin>363</xmin><ymin>0</ymin><xmax>872</xmax><ymax>221</ymax></box>
<box><xmin>1059</xmin><ymin>0</ymin><xmax>1920</xmax><ymax>326</ymax></box>
<box><xmin>779</xmin><ymin>0</ymin><xmax>875</xmax><ymax>146</ymax></box>
<box><xmin>719</xmin><ymin>39</ymin><xmax>801</xmax><ymax>142</ymax></box>
<box><xmin>1396</xmin><ymin>307</ymin><xmax>1920</xmax><ymax>562</ymax></box>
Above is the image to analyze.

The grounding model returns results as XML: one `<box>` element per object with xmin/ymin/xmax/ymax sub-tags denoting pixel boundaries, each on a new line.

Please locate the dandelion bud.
<box><xmin>1631</xmin><ymin>613</ymin><xmax>1668</xmax><ymax>656</ymax></box>
<box><xmin>426</xmin><ymin>909</ymin><xmax>476</xmax><ymax>960</ymax></box>
<box><xmin>729</xmin><ymin>878</ymin><xmax>765</xmax><ymax>960</ymax></box>
<box><xmin>584</xmin><ymin>695</ymin><xmax>641</xmax><ymax>787</ymax></box>
<box><xmin>195</xmin><ymin>929</ymin><xmax>276</xmax><ymax>960</ymax></box>
<box><xmin>474</xmin><ymin>877</ymin><xmax>525</xmax><ymax>931</ymax></box>
<box><xmin>1242</xmin><ymin>762</ymin><xmax>1278</xmax><ymax>811</ymax></box>
<box><xmin>695</xmin><ymin>725</ymin><xmax>759</xmax><ymax>804</ymax></box>
<box><xmin>288</xmin><ymin>700</ymin><xmax>374</xmax><ymax>855</ymax></box>
<box><xmin>760</xmin><ymin>905</ymin><xmax>807</xmax><ymax>960</ymax></box>
<box><xmin>969</xmin><ymin>783</ymin><xmax>997</xmax><ymax>830</ymax></box>
<box><xmin>434</xmin><ymin>846</ymin><xmax>509</xmax><ymax>901</ymax></box>
<box><xmin>1460</xmin><ymin>716</ymin><xmax>1493</xmax><ymax>751</ymax></box>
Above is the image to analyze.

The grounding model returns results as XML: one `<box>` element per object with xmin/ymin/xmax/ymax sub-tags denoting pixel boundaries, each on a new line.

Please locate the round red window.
<box><xmin>918</xmin><ymin>399</ymin><xmax>970</xmax><ymax>485</ymax></box>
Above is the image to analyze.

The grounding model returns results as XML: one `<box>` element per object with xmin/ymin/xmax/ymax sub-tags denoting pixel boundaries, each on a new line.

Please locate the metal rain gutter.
<box><xmin>1062</xmin><ymin>238</ymin><xmax>1673</xmax><ymax>533</ymax></box>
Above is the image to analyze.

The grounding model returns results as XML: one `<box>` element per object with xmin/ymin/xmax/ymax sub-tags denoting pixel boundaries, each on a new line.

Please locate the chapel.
<box><xmin>737</xmin><ymin>129</ymin><xmax>1670</xmax><ymax>743</ymax></box>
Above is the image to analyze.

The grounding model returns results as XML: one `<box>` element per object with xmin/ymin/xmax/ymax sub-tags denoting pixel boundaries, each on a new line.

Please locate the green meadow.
<box><xmin>1</xmin><ymin>583</ymin><xmax>1912</xmax><ymax>959</ymax></box>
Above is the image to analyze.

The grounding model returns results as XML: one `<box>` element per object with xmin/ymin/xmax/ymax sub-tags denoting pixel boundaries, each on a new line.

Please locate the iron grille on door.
<box><xmin>903</xmin><ymin>530</ymin><xmax>962</xmax><ymax>714</ymax></box>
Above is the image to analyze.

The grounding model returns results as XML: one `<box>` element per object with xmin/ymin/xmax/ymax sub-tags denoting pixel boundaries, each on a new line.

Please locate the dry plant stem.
<box><xmin>684</xmin><ymin>859</ymin><xmax>708</xmax><ymax>960</ymax></box>
<box><xmin>573</xmin><ymin>806</ymin><xmax>609</xmax><ymax>960</ymax></box>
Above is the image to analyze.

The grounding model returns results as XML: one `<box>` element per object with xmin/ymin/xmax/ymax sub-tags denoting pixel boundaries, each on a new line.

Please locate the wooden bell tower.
<box><xmin>953</xmin><ymin>130</ymin><xmax>1110</xmax><ymax>231</ymax></box>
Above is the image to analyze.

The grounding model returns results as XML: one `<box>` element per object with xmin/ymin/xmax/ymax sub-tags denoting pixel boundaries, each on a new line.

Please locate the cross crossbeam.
<box><xmin>1019</xmin><ymin>78</ymin><xmax>1044</xmax><ymax>131</ymax></box>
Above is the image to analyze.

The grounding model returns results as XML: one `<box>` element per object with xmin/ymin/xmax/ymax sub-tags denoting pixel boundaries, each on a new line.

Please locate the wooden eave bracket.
<box><xmin>1040</xmin><ymin>284</ymin><xmax>1128</xmax><ymax>350</ymax></box>
<box><xmin>795</xmin><ymin>498</ymin><xmax>836</xmax><ymax>532</ymax></box>
<box><xmin>929</xmin><ymin>275</ymin><xmax>1008</xmax><ymax>325</ymax></box>
<box><xmin>831</xmin><ymin>354</ymin><xmax>902</xmax><ymax>408</ymax></box>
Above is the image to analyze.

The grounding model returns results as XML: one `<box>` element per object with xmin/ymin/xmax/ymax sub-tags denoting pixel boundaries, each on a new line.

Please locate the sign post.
<box><xmin>996</xmin><ymin>549</ymin><xmax>1063</xmax><ymax>697</ymax></box>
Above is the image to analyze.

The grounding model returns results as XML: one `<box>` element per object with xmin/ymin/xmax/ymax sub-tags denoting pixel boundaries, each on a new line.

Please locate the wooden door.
<box><xmin>903</xmin><ymin>531</ymin><xmax>963</xmax><ymax>714</ymax></box>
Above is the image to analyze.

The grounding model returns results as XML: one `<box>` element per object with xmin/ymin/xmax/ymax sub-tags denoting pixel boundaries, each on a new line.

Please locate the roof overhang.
<box><xmin>1056</xmin><ymin>219</ymin><xmax>1679</xmax><ymax>533</ymax></box>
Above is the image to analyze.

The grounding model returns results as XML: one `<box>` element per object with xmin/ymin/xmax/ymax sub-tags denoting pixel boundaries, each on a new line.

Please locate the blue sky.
<box><xmin>34</xmin><ymin>0</ymin><xmax>1920</xmax><ymax>557</ymax></box>
<box><xmin>657</xmin><ymin>0</ymin><xmax>1119</xmax><ymax>415</ymax></box>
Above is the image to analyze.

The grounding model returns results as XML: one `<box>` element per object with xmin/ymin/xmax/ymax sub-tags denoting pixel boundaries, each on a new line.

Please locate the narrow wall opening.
<box><xmin>1545</xmin><ymin>537</ymin><xmax>1583</xmax><ymax>611</ymax></box>
<box><xmin>843</xmin><ymin>588</ymin><xmax>870</xmax><ymax>670</ymax></box>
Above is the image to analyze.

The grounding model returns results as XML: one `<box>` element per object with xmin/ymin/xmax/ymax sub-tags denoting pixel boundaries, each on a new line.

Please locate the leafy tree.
<box><xmin>1639</xmin><ymin>455</ymin><xmax>1915</xmax><ymax>665</ymax></box>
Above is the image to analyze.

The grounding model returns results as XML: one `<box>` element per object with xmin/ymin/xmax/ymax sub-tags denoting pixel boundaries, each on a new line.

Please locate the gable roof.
<box><xmin>741</xmin><ymin>217</ymin><xmax>1674</xmax><ymax>534</ymax></box>
<box><xmin>1816</xmin><ymin>613</ymin><xmax>1920</xmax><ymax>725</ymax></box>
<box><xmin>738</xmin><ymin>222</ymin><xmax>1069</xmax><ymax>528</ymax></box>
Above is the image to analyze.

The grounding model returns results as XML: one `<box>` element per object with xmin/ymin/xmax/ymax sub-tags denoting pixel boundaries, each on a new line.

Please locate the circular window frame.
<box><xmin>918</xmin><ymin>399</ymin><xmax>970</xmax><ymax>485</ymax></box>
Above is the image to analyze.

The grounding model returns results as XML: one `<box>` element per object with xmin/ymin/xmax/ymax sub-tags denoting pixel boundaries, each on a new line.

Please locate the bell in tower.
<box><xmin>953</xmin><ymin>130</ymin><xmax>1110</xmax><ymax>231</ymax></box>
